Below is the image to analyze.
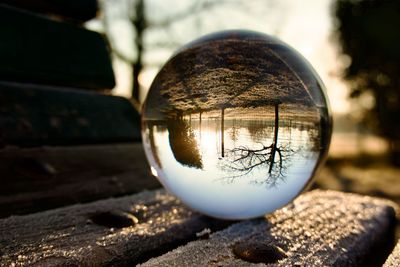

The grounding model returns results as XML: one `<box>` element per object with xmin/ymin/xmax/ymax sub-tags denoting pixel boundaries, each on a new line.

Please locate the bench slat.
<box><xmin>1</xmin><ymin>0</ymin><xmax>98</xmax><ymax>22</ymax></box>
<box><xmin>0</xmin><ymin>189</ymin><xmax>232</xmax><ymax>266</ymax></box>
<box><xmin>0</xmin><ymin>143</ymin><xmax>160</xmax><ymax>218</ymax></box>
<box><xmin>0</xmin><ymin>5</ymin><xmax>114</xmax><ymax>89</ymax></box>
<box><xmin>0</xmin><ymin>82</ymin><xmax>140</xmax><ymax>147</ymax></box>
<box><xmin>0</xmin><ymin>190</ymin><xmax>396</xmax><ymax>266</ymax></box>
<box><xmin>140</xmin><ymin>190</ymin><xmax>397</xmax><ymax>267</ymax></box>
<box><xmin>384</xmin><ymin>240</ymin><xmax>400</xmax><ymax>267</ymax></box>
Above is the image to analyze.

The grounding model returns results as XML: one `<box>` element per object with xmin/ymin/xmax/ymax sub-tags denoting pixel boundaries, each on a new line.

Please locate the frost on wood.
<box><xmin>140</xmin><ymin>190</ymin><xmax>397</xmax><ymax>266</ymax></box>
<box><xmin>0</xmin><ymin>189</ymin><xmax>231</xmax><ymax>266</ymax></box>
<box><xmin>384</xmin><ymin>240</ymin><xmax>400</xmax><ymax>267</ymax></box>
<box><xmin>0</xmin><ymin>190</ymin><xmax>396</xmax><ymax>266</ymax></box>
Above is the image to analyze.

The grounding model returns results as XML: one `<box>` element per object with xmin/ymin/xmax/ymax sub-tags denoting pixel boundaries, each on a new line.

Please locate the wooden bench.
<box><xmin>0</xmin><ymin>190</ymin><xmax>397</xmax><ymax>266</ymax></box>
<box><xmin>0</xmin><ymin>2</ymin><xmax>160</xmax><ymax>218</ymax></box>
<box><xmin>0</xmin><ymin>2</ymin><xmax>399</xmax><ymax>266</ymax></box>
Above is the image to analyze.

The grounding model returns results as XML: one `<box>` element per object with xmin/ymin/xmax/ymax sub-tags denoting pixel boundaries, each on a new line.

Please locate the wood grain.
<box><xmin>140</xmin><ymin>190</ymin><xmax>397</xmax><ymax>267</ymax></box>
<box><xmin>0</xmin><ymin>190</ymin><xmax>396</xmax><ymax>266</ymax></box>
<box><xmin>384</xmin><ymin>240</ymin><xmax>400</xmax><ymax>267</ymax></box>
<box><xmin>0</xmin><ymin>189</ymin><xmax>232</xmax><ymax>266</ymax></box>
<box><xmin>0</xmin><ymin>82</ymin><xmax>141</xmax><ymax>147</ymax></box>
<box><xmin>0</xmin><ymin>143</ymin><xmax>160</xmax><ymax>218</ymax></box>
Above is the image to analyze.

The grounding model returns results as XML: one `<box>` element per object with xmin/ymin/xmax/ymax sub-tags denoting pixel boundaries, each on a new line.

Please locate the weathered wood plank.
<box><xmin>0</xmin><ymin>190</ymin><xmax>396</xmax><ymax>266</ymax></box>
<box><xmin>0</xmin><ymin>143</ymin><xmax>160</xmax><ymax>218</ymax></box>
<box><xmin>0</xmin><ymin>82</ymin><xmax>140</xmax><ymax>147</ymax></box>
<box><xmin>140</xmin><ymin>190</ymin><xmax>397</xmax><ymax>267</ymax></box>
<box><xmin>1</xmin><ymin>0</ymin><xmax>98</xmax><ymax>22</ymax></box>
<box><xmin>0</xmin><ymin>190</ymin><xmax>232</xmax><ymax>266</ymax></box>
<box><xmin>0</xmin><ymin>5</ymin><xmax>114</xmax><ymax>89</ymax></box>
<box><xmin>384</xmin><ymin>240</ymin><xmax>400</xmax><ymax>267</ymax></box>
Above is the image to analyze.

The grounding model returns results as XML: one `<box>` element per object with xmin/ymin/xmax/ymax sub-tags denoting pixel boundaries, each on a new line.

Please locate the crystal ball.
<box><xmin>141</xmin><ymin>30</ymin><xmax>331</xmax><ymax>219</ymax></box>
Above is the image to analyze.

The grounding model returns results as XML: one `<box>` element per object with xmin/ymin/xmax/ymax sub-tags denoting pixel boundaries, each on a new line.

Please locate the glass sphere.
<box><xmin>141</xmin><ymin>30</ymin><xmax>332</xmax><ymax>220</ymax></box>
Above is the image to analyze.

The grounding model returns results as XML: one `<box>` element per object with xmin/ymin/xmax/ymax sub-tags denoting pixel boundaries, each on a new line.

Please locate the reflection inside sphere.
<box><xmin>142</xmin><ymin>30</ymin><xmax>331</xmax><ymax>219</ymax></box>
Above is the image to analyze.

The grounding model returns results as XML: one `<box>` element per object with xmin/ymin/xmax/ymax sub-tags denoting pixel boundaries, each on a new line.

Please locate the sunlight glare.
<box><xmin>150</xmin><ymin>166</ymin><xmax>158</xmax><ymax>177</ymax></box>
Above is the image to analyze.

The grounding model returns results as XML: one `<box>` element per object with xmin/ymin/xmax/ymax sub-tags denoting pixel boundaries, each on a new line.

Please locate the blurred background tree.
<box><xmin>102</xmin><ymin>0</ymin><xmax>231</xmax><ymax>104</ymax></box>
<box><xmin>100</xmin><ymin>0</ymin><xmax>284</xmax><ymax>105</ymax></box>
<box><xmin>334</xmin><ymin>0</ymin><xmax>400</xmax><ymax>165</ymax></box>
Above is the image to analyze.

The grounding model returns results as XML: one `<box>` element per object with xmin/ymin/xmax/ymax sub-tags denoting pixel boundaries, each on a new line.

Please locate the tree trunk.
<box><xmin>199</xmin><ymin>111</ymin><xmax>202</xmax><ymax>142</ymax></box>
<box><xmin>132</xmin><ymin>0</ymin><xmax>145</xmax><ymax>102</ymax></box>
<box><xmin>221</xmin><ymin>108</ymin><xmax>225</xmax><ymax>158</ymax></box>
<box><xmin>269</xmin><ymin>103</ymin><xmax>280</xmax><ymax>173</ymax></box>
<box><xmin>199</xmin><ymin>111</ymin><xmax>202</xmax><ymax>128</ymax></box>
<box><xmin>132</xmin><ymin>61</ymin><xmax>142</xmax><ymax>102</ymax></box>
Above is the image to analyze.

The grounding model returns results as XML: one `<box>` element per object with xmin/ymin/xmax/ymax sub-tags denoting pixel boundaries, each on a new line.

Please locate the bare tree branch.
<box><xmin>100</xmin><ymin>0</ymin><xmax>135</xmax><ymax>63</ymax></box>
<box><xmin>219</xmin><ymin>143</ymin><xmax>294</xmax><ymax>187</ymax></box>
<box><xmin>147</xmin><ymin>0</ymin><xmax>238</xmax><ymax>28</ymax></box>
